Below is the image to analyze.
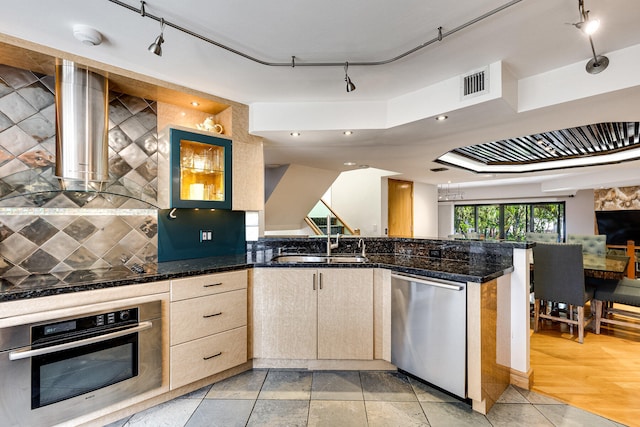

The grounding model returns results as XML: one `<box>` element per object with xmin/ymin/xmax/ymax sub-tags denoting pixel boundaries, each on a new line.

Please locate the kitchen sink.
<box><xmin>271</xmin><ymin>254</ymin><xmax>368</xmax><ymax>264</ymax></box>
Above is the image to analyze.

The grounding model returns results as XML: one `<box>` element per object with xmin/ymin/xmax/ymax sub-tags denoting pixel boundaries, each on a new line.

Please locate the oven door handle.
<box><xmin>8</xmin><ymin>321</ymin><xmax>153</xmax><ymax>361</ymax></box>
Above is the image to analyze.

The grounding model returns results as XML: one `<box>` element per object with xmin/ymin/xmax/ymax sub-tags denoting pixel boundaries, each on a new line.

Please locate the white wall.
<box><xmin>565</xmin><ymin>189</ymin><xmax>596</xmax><ymax>235</ymax></box>
<box><xmin>438</xmin><ymin>202</ymin><xmax>454</xmax><ymax>238</ymax></box>
<box><xmin>330</xmin><ymin>169</ymin><xmax>439</xmax><ymax>238</ymax></box>
<box><xmin>330</xmin><ymin>168</ymin><xmax>392</xmax><ymax>236</ymax></box>
<box><xmin>413</xmin><ymin>182</ymin><xmax>439</xmax><ymax>238</ymax></box>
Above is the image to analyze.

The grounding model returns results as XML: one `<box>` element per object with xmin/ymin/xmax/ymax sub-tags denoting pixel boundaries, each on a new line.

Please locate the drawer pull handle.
<box><xmin>203</xmin><ymin>351</ymin><xmax>222</xmax><ymax>360</ymax></box>
<box><xmin>203</xmin><ymin>312</ymin><xmax>223</xmax><ymax>318</ymax></box>
<box><xmin>204</xmin><ymin>282</ymin><xmax>223</xmax><ymax>288</ymax></box>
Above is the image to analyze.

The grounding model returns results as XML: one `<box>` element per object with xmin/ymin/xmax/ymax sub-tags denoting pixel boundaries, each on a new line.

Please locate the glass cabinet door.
<box><xmin>170</xmin><ymin>128</ymin><xmax>232</xmax><ymax>209</ymax></box>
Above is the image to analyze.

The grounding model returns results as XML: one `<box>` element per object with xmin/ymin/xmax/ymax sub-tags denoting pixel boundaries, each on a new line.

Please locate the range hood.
<box><xmin>54</xmin><ymin>59</ymin><xmax>109</xmax><ymax>189</ymax></box>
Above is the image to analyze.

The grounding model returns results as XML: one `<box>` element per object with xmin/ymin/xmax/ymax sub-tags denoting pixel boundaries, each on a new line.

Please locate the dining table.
<box><xmin>582</xmin><ymin>253</ymin><xmax>630</xmax><ymax>280</ymax></box>
<box><xmin>529</xmin><ymin>253</ymin><xmax>631</xmax><ymax>280</ymax></box>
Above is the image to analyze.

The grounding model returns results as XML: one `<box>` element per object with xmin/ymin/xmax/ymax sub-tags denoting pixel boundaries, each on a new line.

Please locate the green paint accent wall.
<box><xmin>158</xmin><ymin>209</ymin><xmax>246</xmax><ymax>261</ymax></box>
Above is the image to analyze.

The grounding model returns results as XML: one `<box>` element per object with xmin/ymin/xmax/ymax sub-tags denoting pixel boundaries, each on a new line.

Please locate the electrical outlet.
<box><xmin>429</xmin><ymin>249</ymin><xmax>442</xmax><ymax>258</ymax></box>
<box><xmin>200</xmin><ymin>230</ymin><xmax>213</xmax><ymax>242</ymax></box>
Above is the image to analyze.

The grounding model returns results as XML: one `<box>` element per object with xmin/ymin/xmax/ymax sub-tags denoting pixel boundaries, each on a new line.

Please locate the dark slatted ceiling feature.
<box><xmin>448</xmin><ymin>122</ymin><xmax>640</xmax><ymax>165</ymax></box>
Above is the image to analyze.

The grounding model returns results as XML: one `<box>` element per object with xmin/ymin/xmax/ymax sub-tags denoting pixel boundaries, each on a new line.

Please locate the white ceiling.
<box><xmin>2</xmin><ymin>0</ymin><xmax>640</xmax><ymax>190</ymax></box>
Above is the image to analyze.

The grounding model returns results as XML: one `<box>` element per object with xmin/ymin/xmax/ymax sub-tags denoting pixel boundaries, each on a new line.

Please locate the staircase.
<box><xmin>305</xmin><ymin>199</ymin><xmax>356</xmax><ymax>236</ymax></box>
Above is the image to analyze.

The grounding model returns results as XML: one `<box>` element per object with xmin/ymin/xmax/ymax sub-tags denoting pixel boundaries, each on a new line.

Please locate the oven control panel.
<box><xmin>32</xmin><ymin>307</ymin><xmax>139</xmax><ymax>344</ymax></box>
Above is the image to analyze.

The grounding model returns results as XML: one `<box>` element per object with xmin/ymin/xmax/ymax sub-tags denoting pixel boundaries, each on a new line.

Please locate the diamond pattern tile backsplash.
<box><xmin>0</xmin><ymin>63</ymin><xmax>158</xmax><ymax>276</ymax></box>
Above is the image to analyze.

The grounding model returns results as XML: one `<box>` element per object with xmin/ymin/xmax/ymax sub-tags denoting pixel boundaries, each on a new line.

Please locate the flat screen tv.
<box><xmin>595</xmin><ymin>210</ymin><xmax>640</xmax><ymax>246</ymax></box>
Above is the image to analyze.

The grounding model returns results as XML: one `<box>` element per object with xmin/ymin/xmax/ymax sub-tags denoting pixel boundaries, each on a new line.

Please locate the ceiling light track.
<box><xmin>108</xmin><ymin>0</ymin><xmax>524</xmax><ymax>67</ymax></box>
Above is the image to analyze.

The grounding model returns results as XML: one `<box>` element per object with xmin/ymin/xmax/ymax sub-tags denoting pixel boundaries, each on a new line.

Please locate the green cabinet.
<box><xmin>159</xmin><ymin>127</ymin><xmax>232</xmax><ymax>209</ymax></box>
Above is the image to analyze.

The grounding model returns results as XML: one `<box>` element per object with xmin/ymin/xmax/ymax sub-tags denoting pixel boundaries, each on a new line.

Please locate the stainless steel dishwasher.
<box><xmin>391</xmin><ymin>273</ymin><xmax>467</xmax><ymax>398</ymax></box>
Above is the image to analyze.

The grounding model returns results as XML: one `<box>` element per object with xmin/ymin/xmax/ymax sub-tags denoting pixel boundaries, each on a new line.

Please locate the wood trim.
<box><xmin>0</xmin><ymin>33</ymin><xmax>235</xmax><ymax>114</ymax></box>
<box><xmin>304</xmin><ymin>216</ymin><xmax>324</xmax><ymax>235</ymax></box>
<box><xmin>510</xmin><ymin>367</ymin><xmax>534</xmax><ymax>390</ymax></box>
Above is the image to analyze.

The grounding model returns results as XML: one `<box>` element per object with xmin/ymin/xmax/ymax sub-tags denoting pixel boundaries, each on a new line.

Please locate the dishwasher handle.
<box><xmin>391</xmin><ymin>273</ymin><xmax>464</xmax><ymax>291</ymax></box>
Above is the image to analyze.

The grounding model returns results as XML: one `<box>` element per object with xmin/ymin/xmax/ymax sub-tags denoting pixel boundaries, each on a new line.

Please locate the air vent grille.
<box><xmin>461</xmin><ymin>67</ymin><xmax>489</xmax><ymax>99</ymax></box>
<box><xmin>430</xmin><ymin>167</ymin><xmax>449</xmax><ymax>172</ymax></box>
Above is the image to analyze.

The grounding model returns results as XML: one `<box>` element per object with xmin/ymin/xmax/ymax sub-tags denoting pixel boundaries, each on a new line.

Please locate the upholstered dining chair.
<box><xmin>526</xmin><ymin>233</ymin><xmax>559</xmax><ymax>295</ymax></box>
<box><xmin>567</xmin><ymin>234</ymin><xmax>607</xmax><ymax>256</ymax></box>
<box><xmin>525</xmin><ymin>232</ymin><xmax>559</xmax><ymax>243</ymax></box>
<box><xmin>532</xmin><ymin>243</ymin><xmax>594</xmax><ymax>344</ymax></box>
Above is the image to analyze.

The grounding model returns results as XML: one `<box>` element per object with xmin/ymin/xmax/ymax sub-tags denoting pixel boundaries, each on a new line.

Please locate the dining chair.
<box><xmin>532</xmin><ymin>243</ymin><xmax>594</xmax><ymax>343</ymax></box>
<box><xmin>567</xmin><ymin>234</ymin><xmax>607</xmax><ymax>256</ymax></box>
<box><xmin>592</xmin><ymin>277</ymin><xmax>640</xmax><ymax>334</ymax></box>
<box><xmin>525</xmin><ymin>232</ymin><xmax>559</xmax><ymax>243</ymax></box>
<box><xmin>526</xmin><ymin>233</ymin><xmax>559</xmax><ymax>297</ymax></box>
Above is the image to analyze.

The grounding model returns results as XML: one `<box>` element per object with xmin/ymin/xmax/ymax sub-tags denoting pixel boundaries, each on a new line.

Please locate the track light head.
<box><xmin>148</xmin><ymin>18</ymin><xmax>165</xmax><ymax>56</ymax></box>
<box><xmin>575</xmin><ymin>0</ymin><xmax>600</xmax><ymax>35</ymax></box>
<box><xmin>574</xmin><ymin>17</ymin><xmax>600</xmax><ymax>35</ymax></box>
<box><xmin>344</xmin><ymin>62</ymin><xmax>356</xmax><ymax>93</ymax></box>
<box><xmin>345</xmin><ymin>76</ymin><xmax>356</xmax><ymax>92</ymax></box>
<box><xmin>148</xmin><ymin>34</ymin><xmax>164</xmax><ymax>56</ymax></box>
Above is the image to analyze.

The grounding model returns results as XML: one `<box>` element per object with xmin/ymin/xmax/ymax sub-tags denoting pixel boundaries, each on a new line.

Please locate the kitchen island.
<box><xmin>0</xmin><ymin>237</ymin><xmax>530</xmax><ymax>424</ymax></box>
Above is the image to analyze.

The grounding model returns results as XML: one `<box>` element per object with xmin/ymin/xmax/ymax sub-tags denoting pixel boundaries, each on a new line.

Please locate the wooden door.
<box><xmin>388</xmin><ymin>179</ymin><xmax>413</xmax><ymax>237</ymax></box>
<box><xmin>317</xmin><ymin>268</ymin><xmax>374</xmax><ymax>360</ymax></box>
<box><xmin>252</xmin><ymin>268</ymin><xmax>317</xmax><ymax>359</ymax></box>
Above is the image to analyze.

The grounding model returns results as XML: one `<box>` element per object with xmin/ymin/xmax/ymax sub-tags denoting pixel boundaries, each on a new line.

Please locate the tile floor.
<box><xmin>105</xmin><ymin>370</ymin><xmax>624</xmax><ymax>427</ymax></box>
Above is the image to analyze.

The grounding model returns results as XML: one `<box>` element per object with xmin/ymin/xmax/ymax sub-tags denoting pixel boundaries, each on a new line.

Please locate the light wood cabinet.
<box><xmin>170</xmin><ymin>326</ymin><xmax>247</xmax><ymax>389</ymax></box>
<box><xmin>171</xmin><ymin>289</ymin><xmax>247</xmax><ymax>345</ymax></box>
<box><xmin>171</xmin><ymin>270</ymin><xmax>247</xmax><ymax>301</ymax></box>
<box><xmin>317</xmin><ymin>269</ymin><xmax>374</xmax><ymax>359</ymax></box>
<box><xmin>169</xmin><ymin>270</ymin><xmax>248</xmax><ymax>390</ymax></box>
<box><xmin>253</xmin><ymin>268</ymin><xmax>374</xmax><ymax>360</ymax></box>
<box><xmin>253</xmin><ymin>269</ymin><xmax>317</xmax><ymax>359</ymax></box>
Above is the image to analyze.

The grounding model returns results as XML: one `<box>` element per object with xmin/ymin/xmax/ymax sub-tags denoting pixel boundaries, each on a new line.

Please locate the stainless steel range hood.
<box><xmin>54</xmin><ymin>59</ymin><xmax>109</xmax><ymax>189</ymax></box>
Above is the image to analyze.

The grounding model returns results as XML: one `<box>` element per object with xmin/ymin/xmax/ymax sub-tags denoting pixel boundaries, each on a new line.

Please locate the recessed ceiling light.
<box><xmin>343</xmin><ymin>131</ymin><xmax>353</xmax><ymax>136</ymax></box>
<box><xmin>191</xmin><ymin>101</ymin><xmax>199</xmax><ymax>107</ymax></box>
<box><xmin>358</xmin><ymin>165</ymin><xmax>370</xmax><ymax>169</ymax></box>
<box><xmin>435</xmin><ymin>115</ymin><xmax>448</xmax><ymax>121</ymax></box>
<box><xmin>290</xmin><ymin>132</ymin><xmax>301</xmax><ymax>137</ymax></box>
<box><xmin>344</xmin><ymin>161</ymin><xmax>357</xmax><ymax>166</ymax></box>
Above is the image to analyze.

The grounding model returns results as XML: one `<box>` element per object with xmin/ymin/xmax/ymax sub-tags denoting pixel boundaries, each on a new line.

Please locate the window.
<box><xmin>453</xmin><ymin>202</ymin><xmax>565</xmax><ymax>241</ymax></box>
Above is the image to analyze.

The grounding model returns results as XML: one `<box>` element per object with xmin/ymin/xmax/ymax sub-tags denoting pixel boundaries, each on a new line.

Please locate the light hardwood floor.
<box><xmin>530</xmin><ymin>304</ymin><xmax>640</xmax><ymax>427</ymax></box>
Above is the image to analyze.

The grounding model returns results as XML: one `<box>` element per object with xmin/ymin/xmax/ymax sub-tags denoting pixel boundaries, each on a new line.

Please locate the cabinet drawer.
<box><xmin>170</xmin><ymin>326</ymin><xmax>247</xmax><ymax>389</ymax></box>
<box><xmin>171</xmin><ymin>270</ymin><xmax>247</xmax><ymax>301</ymax></box>
<box><xmin>171</xmin><ymin>289</ymin><xmax>247</xmax><ymax>345</ymax></box>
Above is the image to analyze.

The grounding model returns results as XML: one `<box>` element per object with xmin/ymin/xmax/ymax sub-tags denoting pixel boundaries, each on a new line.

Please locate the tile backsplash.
<box><xmin>0</xmin><ymin>63</ymin><xmax>159</xmax><ymax>276</ymax></box>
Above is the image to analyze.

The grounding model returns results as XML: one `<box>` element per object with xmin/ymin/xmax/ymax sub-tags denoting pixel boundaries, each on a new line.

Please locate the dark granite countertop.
<box><xmin>0</xmin><ymin>254</ymin><xmax>252</xmax><ymax>302</ymax></box>
<box><xmin>256</xmin><ymin>253</ymin><xmax>512</xmax><ymax>283</ymax></box>
<box><xmin>0</xmin><ymin>250</ymin><xmax>514</xmax><ymax>302</ymax></box>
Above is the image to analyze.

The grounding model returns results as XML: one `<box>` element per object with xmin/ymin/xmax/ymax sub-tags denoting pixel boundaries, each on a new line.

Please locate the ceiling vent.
<box><xmin>460</xmin><ymin>67</ymin><xmax>489</xmax><ymax>99</ymax></box>
<box><xmin>430</xmin><ymin>167</ymin><xmax>449</xmax><ymax>172</ymax></box>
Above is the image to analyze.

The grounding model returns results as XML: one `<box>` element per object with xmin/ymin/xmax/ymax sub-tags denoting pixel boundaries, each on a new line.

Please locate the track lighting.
<box><xmin>112</xmin><ymin>0</ymin><xmax>527</xmax><ymax>91</ymax></box>
<box><xmin>344</xmin><ymin>62</ymin><xmax>356</xmax><ymax>93</ymax></box>
<box><xmin>574</xmin><ymin>0</ymin><xmax>600</xmax><ymax>35</ymax></box>
<box><xmin>574</xmin><ymin>0</ymin><xmax>608</xmax><ymax>74</ymax></box>
<box><xmin>148</xmin><ymin>17</ymin><xmax>165</xmax><ymax>56</ymax></box>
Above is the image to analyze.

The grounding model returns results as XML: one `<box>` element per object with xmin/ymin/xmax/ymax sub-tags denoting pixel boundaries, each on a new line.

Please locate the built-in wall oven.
<box><xmin>0</xmin><ymin>300</ymin><xmax>163</xmax><ymax>427</ymax></box>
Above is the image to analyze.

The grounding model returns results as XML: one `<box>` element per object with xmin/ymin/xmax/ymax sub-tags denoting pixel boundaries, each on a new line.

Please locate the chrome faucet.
<box><xmin>326</xmin><ymin>214</ymin><xmax>340</xmax><ymax>256</ymax></box>
<box><xmin>358</xmin><ymin>238</ymin><xmax>366</xmax><ymax>257</ymax></box>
